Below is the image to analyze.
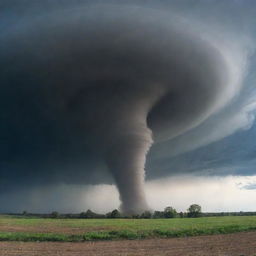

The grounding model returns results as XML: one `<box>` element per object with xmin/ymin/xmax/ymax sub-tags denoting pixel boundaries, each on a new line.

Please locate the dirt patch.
<box><xmin>1</xmin><ymin>231</ymin><xmax>256</xmax><ymax>256</ymax></box>
<box><xmin>0</xmin><ymin>225</ymin><xmax>112</xmax><ymax>234</ymax></box>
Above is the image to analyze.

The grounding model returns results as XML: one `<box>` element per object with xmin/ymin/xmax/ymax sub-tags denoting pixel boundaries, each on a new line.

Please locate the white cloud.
<box><xmin>146</xmin><ymin>175</ymin><xmax>256</xmax><ymax>212</ymax></box>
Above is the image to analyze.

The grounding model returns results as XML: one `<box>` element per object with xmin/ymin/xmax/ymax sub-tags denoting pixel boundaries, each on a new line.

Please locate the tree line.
<box><xmin>18</xmin><ymin>205</ymin><xmax>256</xmax><ymax>219</ymax></box>
<box><xmin>20</xmin><ymin>204</ymin><xmax>202</xmax><ymax>219</ymax></box>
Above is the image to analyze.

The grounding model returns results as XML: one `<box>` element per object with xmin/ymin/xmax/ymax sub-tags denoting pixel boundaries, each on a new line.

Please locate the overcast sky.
<box><xmin>0</xmin><ymin>0</ymin><xmax>256</xmax><ymax>213</ymax></box>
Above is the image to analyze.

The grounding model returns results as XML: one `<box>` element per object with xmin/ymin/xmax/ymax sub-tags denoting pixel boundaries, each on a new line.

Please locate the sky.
<box><xmin>0</xmin><ymin>0</ymin><xmax>256</xmax><ymax>213</ymax></box>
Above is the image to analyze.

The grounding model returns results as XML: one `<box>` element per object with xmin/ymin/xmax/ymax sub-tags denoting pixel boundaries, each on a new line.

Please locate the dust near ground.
<box><xmin>1</xmin><ymin>231</ymin><xmax>256</xmax><ymax>256</ymax></box>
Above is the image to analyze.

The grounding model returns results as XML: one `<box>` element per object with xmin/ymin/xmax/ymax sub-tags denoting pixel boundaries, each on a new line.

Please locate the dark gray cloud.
<box><xmin>1</xmin><ymin>1</ymin><xmax>255</xmax><ymax>213</ymax></box>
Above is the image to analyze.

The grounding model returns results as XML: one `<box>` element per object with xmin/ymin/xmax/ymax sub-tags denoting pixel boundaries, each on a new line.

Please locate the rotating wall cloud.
<box><xmin>0</xmin><ymin>5</ymin><xmax>251</xmax><ymax>213</ymax></box>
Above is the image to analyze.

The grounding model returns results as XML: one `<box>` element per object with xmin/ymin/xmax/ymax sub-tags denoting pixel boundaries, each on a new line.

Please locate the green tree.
<box><xmin>131</xmin><ymin>214</ymin><xmax>140</xmax><ymax>219</ymax></box>
<box><xmin>79</xmin><ymin>211</ymin><xmax>87</xmax><ymax>218</ymax></box>
<box><xmin>179</xmin><ymin>211</ymin><xmax>184</xmax><ymax>218</ymax></box>
<box><xmin>187</xmin><ymin>204</ymin><xmax>202</xmax><ymax>218</ymax></box>
<box><xmin>164</xmin><ymin>206</ymin><xmax>177</xmax><ymax>218</ymax></box>
<box><xmin>109</xmin><ymin>209</ymin><xmax>121</xmax><ymax>218</ymax></box>
<box><xmin>153</xmin><ymin>211</ymin><xmax>165</xmax><ymax>218</ymax></box>
<box><xmin>82</xmin><ymin>209</ymin><xmax>98</xmax><ymax>218</ymax></box>
<box><xmin>51</xmin><ymin>211</ymin><xmax>59</xmax><ymax>218</ymax></box>
<box><xmin>140</xmin><ymin>211</ymin><xmax>152</xmax><ymax>219</ymax></box>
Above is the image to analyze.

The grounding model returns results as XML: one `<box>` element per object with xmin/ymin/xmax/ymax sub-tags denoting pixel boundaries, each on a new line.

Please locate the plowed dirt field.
<box><xmin>1</xmin><ymin>231</ymin><xmax>256</xmax><ymax>256</ymax></box>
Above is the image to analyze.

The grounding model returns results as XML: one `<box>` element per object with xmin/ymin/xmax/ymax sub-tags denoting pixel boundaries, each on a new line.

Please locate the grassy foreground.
<box><xmin>1</xmin><ymin>215</ymin><xmax>256</xmax><ymax>241</ymax></box>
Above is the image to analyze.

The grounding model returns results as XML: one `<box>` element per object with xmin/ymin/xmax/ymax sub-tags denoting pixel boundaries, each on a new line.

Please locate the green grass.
<box><xmin>1</xmin><ymin>215</ymin><xmax>256</xmax><ymax>242</ymax></box>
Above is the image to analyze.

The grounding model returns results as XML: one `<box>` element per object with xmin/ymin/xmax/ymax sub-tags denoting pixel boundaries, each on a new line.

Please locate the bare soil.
<box><xmin>1</xmin><ymin>231</ymin><xmax>256</xmax><ymax>256</ymax></box>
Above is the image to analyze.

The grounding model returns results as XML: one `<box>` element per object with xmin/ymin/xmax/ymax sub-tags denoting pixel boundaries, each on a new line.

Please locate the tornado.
<box><xmin>0</xmin><ymin>6</ymin><xmax>241</xmax><ymax>213</ymax></box>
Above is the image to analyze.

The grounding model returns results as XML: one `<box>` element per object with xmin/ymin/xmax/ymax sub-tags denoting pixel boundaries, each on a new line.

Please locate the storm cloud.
<box><xmin>1</xmin><ymin>1</ymin><xmax>256</xmax><ymax>213</ymax></box>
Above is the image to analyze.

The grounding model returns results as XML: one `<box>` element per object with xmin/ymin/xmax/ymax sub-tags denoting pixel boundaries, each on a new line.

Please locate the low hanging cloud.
<box><xmin>2</xmin><ymin>175</ymin><xmax>256</xmax><ymax>213</ymax></box>
<box><xmin>1</xmin><ymin>1</ymin><xmax>256</xmax><ymax>213</ymax></box>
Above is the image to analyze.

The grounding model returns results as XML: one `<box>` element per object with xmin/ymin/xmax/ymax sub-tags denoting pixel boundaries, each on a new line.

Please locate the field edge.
<box><xmin>1</xmin><ymin>224</ymin><xmax>256</xmax><ymax>242</ymax></box>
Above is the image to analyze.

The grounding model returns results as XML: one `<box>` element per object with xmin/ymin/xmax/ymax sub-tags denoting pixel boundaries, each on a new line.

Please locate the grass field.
<box><xmin>1</xmin><ymin>215</ymin><xmax>256</xmax><ymax>242</ymax></box>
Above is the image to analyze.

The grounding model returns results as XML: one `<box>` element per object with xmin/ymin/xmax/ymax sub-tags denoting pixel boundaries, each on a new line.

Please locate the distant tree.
<box><xmin>106</xmin><ymin>211</ymin><xmax>112</xmax><ymax>218</ymax></box>
<box><xmin>109</xmin><ymin>209</ymin><xmax>121</xmax><ymax>218</ymax></box>
<box><xmin>65</xmin><ymin>213</ymin><xmax>75</xmax><ymax>218</ymax></box>
<box><xmin>22</xmin><ymin>210</ymin><xmax>27</xmax><ymax>216</ymax></box>
<box><xmin>187</xmin><ymin>204</ymin><xmax>202</xmax><ymax>218</ymax></box>
<box><xmin>140</xmin><ymin>211</ymin><xmax>152</xmax><ymax>219</ymax></box>
<box><xmin>81</xmin><ymin>209</ymin><xmax>98</xmax><ymax>218</ymax></box>
<box><xmin>131</xmin><ymin>214</ymin><xmax>140</xmax><ymax>219</ymax></box>
<box><xmin>79</xmin><ymin>212</ymin><xmax>87</xmax><ymax>218</ymax></box>
<box><xmin>51</xmin><ymin>211</ymin><xmax>59</xmax><ymax>218</ymax></box>
<box><xmin>164</xmin><ymin>206</ymin><xmax>177</xmax><ymax>218</ymax></box>
<box><xmin>179</xmin><ymin>212</ymin><xmax>184</xmax><ymax>218</ymax></box>
<box><xmin>153</xmin><ymin>211</ymin><xmax>165</xmax><ymax>218</ymax></box>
